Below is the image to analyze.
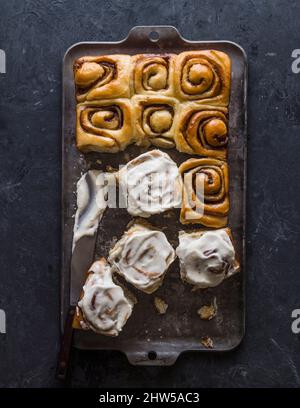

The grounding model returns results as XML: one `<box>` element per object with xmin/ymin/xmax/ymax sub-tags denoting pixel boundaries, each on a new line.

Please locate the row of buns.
<box><xmin>76</xmin><ymin>99</ymin><xmax>228</xmax><ymax>156</ymax></box>
<box><xmin>74</xmin><ymin>51</ymin><xmax>230</xmax><ymax>104</ymax></box>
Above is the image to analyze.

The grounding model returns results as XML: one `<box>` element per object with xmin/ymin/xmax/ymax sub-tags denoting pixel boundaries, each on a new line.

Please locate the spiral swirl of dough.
<box><xmin>118</xmin><ymin>150</ymin><xmax>182</xmax><ymax>217</ymax></box>
<box><xmin>140</xmin><ymin>57</ymin><xmax>169</xmax><ymax>91</ymax></box>
<box><xmin>109</xmin><ymin>224</ymin><xmax>176</xmax><ymax>293</ymax></box>
<box><xmin>74</xmin><ymin>55</ymin><xmax>131</xmax><ymax>102</ymax></box>
<box><xmin>78</xmin><ymin>259</ymin><xmax>133</xmax><ymax>336</ymax></box>
<box><xmin>75</xmin><ymin>60</ymin><xmax>115</xmax><ymax>90</ymax></box>
<box><xmin>141</xmin><ymin>104</ymin><xmax>175</xmax><ymax>148</ymax></box>
<box><xmin>179</xmin><ymin>158</ymin><xmax>229</xmax><ymax>227</ymax></box>
<box><xmin>76</xmin><ymin>101</ymin><xmax>134</xmax><ymax>153</ymax></box>
<box><xmin>175</xmin><ymin>51</ymin><xmax>231</xmax><ymax>105</ymax></box>
<box><xmin>81</xmin><ymin>105</ymin><xmax>123</xmax><ymax>133</ymax></box>
<box><xmin>176</xmin><ymin>229</ymin><xmax>239</xmax><ymax>288</ymax></box>
<box><xmin>175</xmin><ymin>106</ymin><xmax>228</xmax><ymax>159</ymax></box>
<box><xmin>132</xmin><ymin>54</ymin><xmax>175</xmax><ymax>96</ymax></box>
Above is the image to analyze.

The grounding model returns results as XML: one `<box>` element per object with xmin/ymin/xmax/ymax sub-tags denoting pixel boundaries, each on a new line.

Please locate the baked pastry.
<box><xmin>73</xmin><ymin>170</ymin><xmax>112</xmax><ymax>251</ymax></box>
<box><xmin>76</xmin><ymin>100</ymin><xmax>134</xmax><ymax>153</ymax></box>
<box><xmin>131</xmin><ymin>54</ymin><xmax>175</xmax><ymax>96</ymax></box>
<box><xmin>176</xmin><ymin>228</ymin><xmax>239</xmax><ymax>289</ymax></box>
<box><xmin>174</xmin><ymin>103</ymin><xmax>228</xmax><ymax>159</ymax></box>
<box><xmin>118</xmin><ymin>150</ymin><xmax>182</xmax><ymax>217</ymax></box>
<box><xmin>179</xmin><ymin>157</ymin><xmax>229</xmax><ymax>227</ymax></box>
<box><xmin>108</xmin><ymin>223</ymin><xmax>176</xmax><ymax>293</ymax></box>
<box><xmin>174</xmin><ymin>50</ymin><xmax>231</xmax><ymax>106</ymax></box>
<box><xmin>73</xmin><ymin>258</ymin><xmax>133</xmax><ymax>336</ymax></box>
<box><xmin>74</xmin><ymin>55</ymin><xmax>131</xmax><ymax>102</ymax></box>
<box><xmin>132</xmin><ymin>95</ymin><xmax>178</xmax><ymax>148</ymax></box>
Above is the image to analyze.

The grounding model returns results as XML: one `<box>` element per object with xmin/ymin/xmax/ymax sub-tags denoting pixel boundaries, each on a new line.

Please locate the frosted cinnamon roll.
<box><xmin>132</xmin><ymin>95</ymin><xmax>178</xmax><ymax>148</ymax></box>
<box><xmin>109</xmin><ymin>223</ymin><xmax>176</xmax><ymax>293</ymax></box>
<box><xmin>74</xmin><ymin>55</ymin><xmax>131</xmax><ymax>102</ymax></box>
<box><xmin>76</xmin><ymin>99</ymin><xmax>134</xmax><ymax>153</ymax></box>
<box><xmin>131</xmin><ymin>54</ymin><xmax>175</xmax><ymax>96</ymax></box>
<box><xmin>176</xmin><ymin>229</ymin><xmax>240</xmax><ymax>289</ymax></box>
<box><xmin>174</xmin><ymin>103</ymin><xmax>228</xmax><ymax>159</ymax></box>
<box><xmin>118</xmin><ymin>150</ymin><xmax>182</xmax><ymax>217</ymax></box>
<box><xmin>73</xmin><ymin>258</ymin><xmax>133</xmax><ymax>336</ymax></box>
<box><xmin>179</xmin><ymin>158</ymin><xmax>229</xmax><ymax>227</ymax></box>
<box><xmin>174</xmin><ymin>51</ymin><xmax>231</xmax><ymax>106</ymax></box>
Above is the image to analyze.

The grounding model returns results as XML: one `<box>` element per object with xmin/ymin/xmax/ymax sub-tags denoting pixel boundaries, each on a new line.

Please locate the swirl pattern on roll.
<box><xmin>74</xmin><ymin>55</ymin><xmax>131</xmax><ymax>102</ymax></box>
<box><xmin>176</xmin><ymin>229</ymin><xmax>239</xmax><ymax>289</ymax></box>
<box><xmin>76</xmin><ymin>259</ymin><xmax>133</xmax><ymax>336</ymax></box>
<box><xmin>118</xmin><ymin>150</ymin><xmax>182</xmax><ymax>217</ymax></box>
<box><xmin>109</xmin><ymin>223</ymin><xmax>176</xmax><ymax>294</ymax></box>
<box><xmin>174</xmin><ymin>51</ymin><xmax>231</xmax><ymax>106</ymax></box>
<box><xmin>179</xmin><ymin>158</ymin><xmax>229</xmax><ymax>227</ymax></box>
<box><xmin>76</xmin><ymin>100</ymin><xmax>134</xmax><ymax>153</ymax></box>
<box><xmin>175</xmin><ymin>104</ymin><xmax>228</xmax><ymax>158</ymax></box>
<box><xmin>132</xmin><ymin>54</ymin><xmax>175</xmax><ymax>96</ymax></box>
<box><xmin>133</xmin><ymin>95</ymin><xmax>178</xmax><ymax>148</ymax></box>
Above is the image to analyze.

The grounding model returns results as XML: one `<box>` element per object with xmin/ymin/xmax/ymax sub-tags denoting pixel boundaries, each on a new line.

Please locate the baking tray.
<box><xmin>61</xmin><ymin>26</ymin><xmax>247</xmax><ymax>366</ymax></box>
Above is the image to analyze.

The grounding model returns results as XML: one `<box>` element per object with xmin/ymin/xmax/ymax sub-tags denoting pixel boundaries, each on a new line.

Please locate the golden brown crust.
<box><xmin>174</xmin><ymin>103</ymin><xmax>228</xmax><ymax>159</ymax></box>
<box><xmin>76</xmin><ymin>99</ymin><xmax>134</xmax><ymax>153</ymax></box>
<box><xmin>173</xmin><ymin>50</ymin><xmax>231</xmax><ymax>106</ymax></box>
<box><xmin>131</xmin><ymin>54</ymin><xmax>176</xmax><ymax>96</ymax></box>
<box><xmin>132</xmin><ymin>95</ymin><xmax>179</xmax><ymax>148</ymax></box>
<box><xmin>179</xmin><ymin>158</ymin><xmax>229</xmax><ymax>227</ymax></box>
<box><xmin>74</xmin><ymin>55</ymin><xmax>131</xmax><ymax>102</ymax></box>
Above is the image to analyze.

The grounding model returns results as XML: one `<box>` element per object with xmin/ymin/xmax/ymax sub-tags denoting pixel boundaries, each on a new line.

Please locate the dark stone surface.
<box><xmin>0</xmin><ymin>0</ymin><xmax>300</xmax><ymax>387</ymax></box>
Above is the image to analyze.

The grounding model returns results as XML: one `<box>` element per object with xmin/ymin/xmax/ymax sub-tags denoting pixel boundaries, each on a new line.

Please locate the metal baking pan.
<box><xmin>61</xmin><ymin>26</ymin><xmax>247</xmax><ymax>366</ymax></box>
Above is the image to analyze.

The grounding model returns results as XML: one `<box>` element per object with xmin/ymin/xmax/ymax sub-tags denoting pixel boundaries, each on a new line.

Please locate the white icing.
<box><xmin>73</xmin><ymin>170</ymin><xmax>113</xmax><ymax>251</ymax></box>
<box><xmin>118</xmin><ymin>150</ymin><xmax>182</xmax><ymax>217</ymax></box>
<box><xmin>109</xmin><ymin>224</ymin><xmax>176</xmax><ymax>293</ymax></box>
<box><xmin>78</xmin><ymin>259</ymin><xmax>133</xmax><ymax>336</ymax></box>
<box><xmin>176</xmin><ymin>229</ymin><xmax>239</xmax><ymax>289</ymax></box>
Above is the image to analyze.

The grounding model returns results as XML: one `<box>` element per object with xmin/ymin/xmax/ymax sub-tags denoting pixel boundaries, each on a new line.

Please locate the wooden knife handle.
<box><xmin>56</xmin><ymin>307</ymin><xmax>75</xmax><ymax>381</ymax></box>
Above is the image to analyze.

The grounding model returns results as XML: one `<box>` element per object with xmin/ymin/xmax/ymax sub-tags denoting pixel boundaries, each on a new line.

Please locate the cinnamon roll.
<box><xmin>118</xmin><ymin>150</ymin><xmax>182</xmax><ymax>217</ymax></box>
<box><xmin>108</xmin><ymin>223</ymin><xmax>176</xmax><ymax>294</ymax></box>
<box><xmin>179</xmin><ymin>158</ymin><xmax>229</xmax><ymax>227</ymax></box>
<box><xmin>73</xmin><ymin>258</ymin><xmax>133</xmax><ymax>336</ymax></box>
<box><xmin>174</xmin><ymin>103</ymin><xmax>228</xmax><ymax>159</ymax></box>
<box><xmin>76</xmin><ymin>99</ymin><xmax>134</xmax><ymax>153</ymax></box>
<box><xmin>132</xmin><ymin>95</ymin><xmax>178</xmax><ymax>148</ymax></box>
<box><xmin>176</xmin><ymin>228</ymin><xmax>240</xmax><ymax>289</ymax></box>
<box><xmin>74</xmin><ymin>55</ymin><xmax>131</xmax><ymax>102</ymax></box>
<box><xmin>174</xmin><ymin>51</ymin><xmax>231</xmax><ymax>106</ymax></box>
<box><xmin>131</xmin><ymin>54</ymin><xmax>175</xmax><ymax>96</ymax></box>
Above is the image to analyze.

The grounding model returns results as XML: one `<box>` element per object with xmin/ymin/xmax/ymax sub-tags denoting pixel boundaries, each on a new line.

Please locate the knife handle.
<box><xmin>56</xmin><ymin>306</ymin><xmax>75</xmax><ymax>381</ymax></box>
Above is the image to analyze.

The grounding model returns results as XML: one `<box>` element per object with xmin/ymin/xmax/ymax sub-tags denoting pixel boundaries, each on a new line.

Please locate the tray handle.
<box><xmin>125</xmin><ymin>349</ymin><xmax>180</xmax><ymax>366</ymax></box>
<box><xmin>124</xmin><ymin>25</ymin><xmax>184</xmax><ymax>47</ymax></box>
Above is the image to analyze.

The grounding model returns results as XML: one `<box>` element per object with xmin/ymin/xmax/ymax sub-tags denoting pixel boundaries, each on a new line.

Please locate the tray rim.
<box><xmin>61</xmin><ymin>25</ymin><xmax>248</xmax><ymax>364</ymax></box>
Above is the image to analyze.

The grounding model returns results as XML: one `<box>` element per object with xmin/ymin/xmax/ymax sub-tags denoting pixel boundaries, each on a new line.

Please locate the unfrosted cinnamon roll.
<box><xmin>118</xmin><ymin>150</ymin><xmax>182</xmax><ymax>217</ymax></box>
<box><xmin>176</xmin><ymin>229</ymin><xmax>239</xmax><ymax>289</ymax></box>
<box><xmin>74</xmin><ymin>55</ymin><xmax>131</xmax><ymax>102</ymax></box>
<box><xmin>179</xmin><ymin>158</ymin><xmax>229</xmax><ymax>227</ymax></box>
<box><xmin>108</xmin><ymin>223</ymin><xmax>176</xmax><ymax>293</ymax></box>
<box><xmin>174</xmin><ymin>51</ymin><xmax>231</xmax><ymax>106</ymax></box>
<box><xmin>174</xmin><ymin>103</ymin><xmax>228</xmax><ymax>159</ymax></box>
<box><xmin>132</xmin><ymin>95</ymin><xmax>178</xmax><ymax>148</ymax></box>
<box><xmin>73</xmin><ymin>258</ymin><xmax>133</xmax><ymax>336</ymax></box>
<box><xmin>131</xmin><ymin>54</ymin><xmax>175</xmax><ymax>96</ymax></box>
<box><xmin>76</xmin><ymin>100</ymin><xmax>134</xmax><ymax>153</ymax></box>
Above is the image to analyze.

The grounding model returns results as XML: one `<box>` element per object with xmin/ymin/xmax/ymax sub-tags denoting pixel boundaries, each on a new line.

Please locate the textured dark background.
<box><xmin>0</xmin><ymin>0</ymin><xmax>300</xmax><ymax>388</ymax></box>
